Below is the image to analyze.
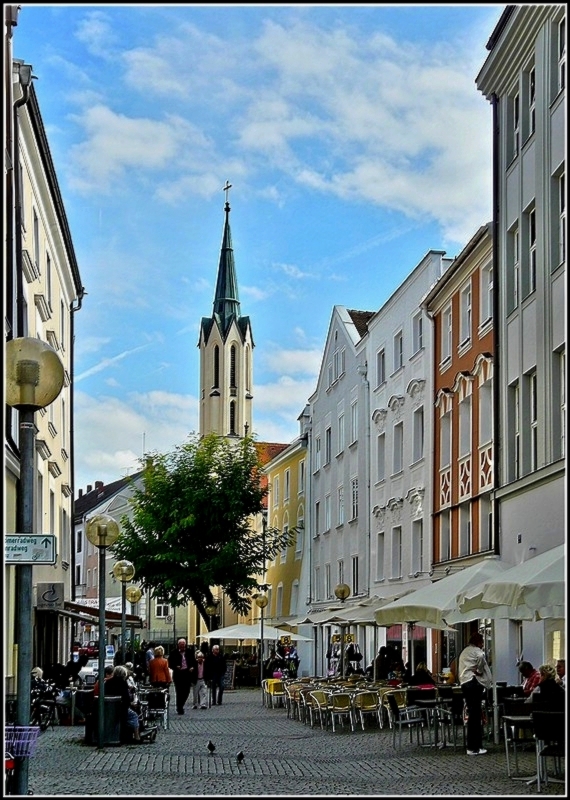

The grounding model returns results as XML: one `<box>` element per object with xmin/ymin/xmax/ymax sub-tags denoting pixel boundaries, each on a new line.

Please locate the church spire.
<box><xmin>212</xmin><ymin>181</ymin><xmax>240</xmax><ymax>335</ymax></box>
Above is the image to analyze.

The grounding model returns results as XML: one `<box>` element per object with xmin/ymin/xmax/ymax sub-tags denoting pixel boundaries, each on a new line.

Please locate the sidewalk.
<box><xmin>24</xmin><ymin>687</ymin><xmax>565</xmax><ymax>796</ymax></box>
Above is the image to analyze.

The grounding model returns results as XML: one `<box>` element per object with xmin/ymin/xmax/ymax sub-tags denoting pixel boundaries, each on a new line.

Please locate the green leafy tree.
<box><xmin>112</xmin><ymin>433</ymin><xmax>293</xmax><ymax>628</ymax></box>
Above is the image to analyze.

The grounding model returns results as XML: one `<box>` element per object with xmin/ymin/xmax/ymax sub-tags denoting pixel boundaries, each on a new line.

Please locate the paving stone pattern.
<box><xmin>26</xmin><ymin>688</ymin><xmax>565</xmax><ymax>796</ymax></box>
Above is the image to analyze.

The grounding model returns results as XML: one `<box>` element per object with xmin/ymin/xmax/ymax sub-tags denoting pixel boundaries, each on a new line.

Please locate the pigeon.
<box><xmin>207</xmin><ymin>740</ymin><xmax>216</xmax><ymax>755</ymax></box>
<box><xmin>236</xmin><ymin>750</ymin><xmax>244</xmax><ymax>764</ymax></box>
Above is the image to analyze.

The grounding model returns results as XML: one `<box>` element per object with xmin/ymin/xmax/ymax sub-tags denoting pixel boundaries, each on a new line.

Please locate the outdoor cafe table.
<box><xmin>414</xmin><ymin>697</ymin><xmax>451</xmax><ymax>749</ymax></box>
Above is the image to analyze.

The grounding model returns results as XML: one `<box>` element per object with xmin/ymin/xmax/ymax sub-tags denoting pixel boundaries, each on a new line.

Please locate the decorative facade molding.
<box><xmin>406</xmin><ymin>379</ymin><xmax>425</xmax><ymax>408</ymax></box>
<box><xmin>405</xmin><ymin>487</ymin><xmax>425</xmax><ymax>518</ymax></box>
<box><xmin>387</xmin><ymin>395</ymin><xmax>405</xmax><ymax>420</ymax></box>
<box><xmin>371</xmin><ymin>408</ymin><xmax>388</xmax><ymax>431</ymax></box>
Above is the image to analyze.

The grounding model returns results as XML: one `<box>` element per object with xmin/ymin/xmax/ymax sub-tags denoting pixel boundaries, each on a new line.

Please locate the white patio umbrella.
<box><xmin>197</xmin><ymin>622</ymin><xmax>313</xmax><ymax>642</ymax></box>
<box><xmin>456</xmin><ymin>544</ymin><xmax>565</xmax><ymax>621</ymax></box>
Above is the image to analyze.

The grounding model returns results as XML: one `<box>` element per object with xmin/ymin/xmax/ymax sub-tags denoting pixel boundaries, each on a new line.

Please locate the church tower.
<box><xmin>198</xmin><ymin>183</ymin><xmax>254</xmax><ymax>438</ymax></box>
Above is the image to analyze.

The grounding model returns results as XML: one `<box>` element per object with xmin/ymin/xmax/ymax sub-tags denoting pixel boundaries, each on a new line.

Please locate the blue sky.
<box><xmin>13</xmin><ymin>3</ymin><xmax>505</xmax><ymax>494</ymax></box>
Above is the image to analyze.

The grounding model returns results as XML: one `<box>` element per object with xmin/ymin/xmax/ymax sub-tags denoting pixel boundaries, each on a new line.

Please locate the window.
<box><xmin>553</xmin><ymin>349</ymin><xmax>565</xmax><ymax>461</ymax></box>
<box><xmin>459</xmin><ymin>394</ymin><xmax>472</xmax><ymax>458</ymax></box>
<box><xmin>513</xmin><ymin>92</ymin><xmax>520</xmax><ymax>158</ymax></box>
<box><xmin>324</xmin><ymin>494</ymin><xmax>331</xmax><ymax>531</ymax></box>
<box><xmin>376</xmin><ymin>348</ymin><xmax>386</xmax><ymax>386</ymax></box>
<box><xmin>276</xmin><ymin>584</ymin><xmax>284</xmax><ymax>617</ymax></box>
<box><xmin>77</xmin><ymin>529</ymin><xmax>82</xmax><ymax>553</ymax></box>
<box><xmin>350</xmin><ymin>477</ymin><xmax>358</xmax><ymax>520</ymax></box>
<box><xmin>350</xmin><ymin>402</ymin><xmax>358</xmax><ymax>444</ymax></box>
<box><xmin>230</xmin><ymin>345</ymin><xmax>237</xmax><ymax>387</ymax></box>
<box><xmin>295</xmin><ymin>521</ymin><xmax>303</xmax><ymax>558</ymax></box>
<box><xmin>315</xmin><ymin>437</ymin><xmax>321</xmax><ymax>471</ymax></box>
<box><xmin>314</xmin><ymin>567</ymin><xmax>320</xmax><ymax>601</ymax></box>
<box><xmin>49</xmin><ymin>490</ymin><xmax>55</xmax><ymax>536</ymax></box>
<box><xmin>281</xmin><ymin>523</ymin><xmax>288</xmax><ymax>562</ymax></box>
<box><xmin>479</xmin><ymin>379</ymin><xmax>493</xmax><ymax>446</ymax></box>
<box><xmin>507</xmin><ymin>225</ymin><xmax>520</xmax><ymax>311</ymax></box>
<box><xmin>298</xmin><ymin>459</ymin><xmax>305</xmax><ymax>494</ymax></box>
<box><xmin>290</xmin><ymin>581</ymin><xmax>299</xmax><ymax>615</ymax></box>
<box><xmin>441</xmin><ymin>305</ymin><xmax>452</xmax><ymax>362</ymax></box>
<box><xmin>411</xmin><ymin>519</ymin><xmax>423</xmax><ymax>575</ymax></box>
<box><xmin>558</xmin><ymin>18</ymin><xmax>566</xmax><ymax>92</ymax></box>
<box><xmin>412</xmin><ymin>407</ymin><xmax>424</xmax><ymax>462</ymax></box>
<box><xmin>479</xmin><ymin>495</ymin><xmax>492</xmax><ymax>552</ymax></box>
<box><xmin>324</xmin><ymin>427</ymin><xmax>332</xmax><ymax>465</ymax></box>
<box><xmin>559</xmin><ymin>173</ymin><xmax>566</xmax><ymax>266</ymax></box>
<box><xmin>527</xmin><ymin>370</ymin><xmax>538</xmax><ymax>472</ymax></box>
<box><xmin>60</xmin><ymin>299</ymin><xmax>66</xmax><ymax>351</ymax></box>
<box><xmin>338</xmin><ymin>560</ymin><xmax>344</xmax><ymax>585</ymax></box>
<box><xmin>327</xmin><ymin>362</ymin><xmax>333</xmax><ymax>388</ymax></box>
<box><xmin>33</xmin><ymin>209</ymin><xmax>40</xmax><ymax>270</ymax></box>
<box><xmin>393</xmin><ymin>422</ymin><xmax>403</xmax><ymax>474</ymax></box>
<box><xmin>273</xmin><ymin>476</ymin><xmax>280</xmax><ymax>507</ymax></box>
<box><xmin>351</xmin><ymin>556</ymin><xmax>359</xmax><ymax>595</ymax></box>
<box><xmin>325</xmin><ymin>564</ymin><xmax>331</xmax><ymax>600</ymax></box>
<box><xmin>229</xmin><ymin>400</ymin><xmax>236</xmax><ymax>435</ymax></box>
<box><xmin>480</xmin><ymin>261</ymin><xmax>493</xmax><ymax>324</ymax></box>
<box><xmin>46</xmin><ymin>253</ymin><xmax>52</xmax><ymax>310</ymax></box>
<box><xmin>284</xmin><ymin>469</ymin><xmax>290</xmax><ymax>502</ymax></box>
<box><xmin>393</xmin><ymin>330</ymin><xmax>403</xmax><ymax>371</ymax></box>
<box><xmin>376</xmin><ymin>433</ymin><xmax>385</xmax><ymax>482</ymax></box>
<box><xmin>337</xmin><ymin>413</ymin><xmax>345</xmax><ymax>454</ymax></box>
<box><xmin>337</xmin><ymin>485</ymin><xmax>344</xmax><ymax>525</ymax></box>
<box><xmin>440</xmin><ymin>411</ymin><xmax>451</xmax><ymax>469</ymax></box>
<box><xmin>459</xmin><ymin>504</ymin><xmax>471</xmax><ymax>556</ymax></box>
<box><xmin>391</xmin><ymin>526</ymin><xmax>401</xmax><ymax>579</ymax></box>
<box><xmin>460</xmin><ymin>282</ymin><xmax>472</xmax><ymax>345</ymax></box>
<box><xmin>333</xmin><ymin>346</ymin><xmax>345</xmax><ymax>380</ymax></box>
<box><xmin>509</xmin><ymin>382</ymin><xmax>521</xmax><ymax>481</ymax></box>
<box><xmin>213</xmin><ymin>345</ymin><xmax>220</xmax><ymax>388</ymax></box>
<box><xmin>527</xmin><ymin>208</ymin><xmax>537</xmax><ymax>294</ymax></box>
<box><xmin>440</xmin><ymin>511</ymin><xmax>451</xmax><ymax>562</ymax></box>
<box><xmin>314</xmin><ymin>501</ymin><xmax>320</xmax><ymax>536</ymax></box>
<box><xmin>155</xmin><ymin>598</ymin><xmax>170</xmax><ymax>617</ymax></box>
<box><xmin>376</xmin><ymin>531</ymin><xmax>385</xmax><ymax>581</ymax></box>
<box><xmin>412</xmin><ymin>312</ymin><xmax>423</xmax><ymax>354</ymax></box>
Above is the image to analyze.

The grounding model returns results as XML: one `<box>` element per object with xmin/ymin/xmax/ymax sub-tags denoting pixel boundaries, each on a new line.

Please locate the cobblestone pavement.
<box><xmin>24</xmin><ymin>688</ymin><xmax>566</xmax><ymax>797</ymax></box>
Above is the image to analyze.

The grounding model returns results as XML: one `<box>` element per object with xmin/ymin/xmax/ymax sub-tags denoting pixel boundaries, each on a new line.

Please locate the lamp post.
<box><xmin>125</xmin><ymin>586</ymin><xmax>142</xmax><ymax>664</ymax></box>
<box><xmin>6</xmin><ymin>338</ymin><xmax>65</xmax><ymax>795</ymax></box>
<box><xmin>86</xmin><ymin>514</ymin><xmax>120</xmax><ymax>749</ymax></box>
<box><xmin>205</xmin><ymin>600</ymin><xmax>220</xmax><ymax>633</ymax></box>
<box><xmin>255</xmin><ymin>593</ymin><xmax>268</xmax><ymax>694</ymax></box>
<box><xmin>112</xmin><ymin>560</ymin><xmax>136</xmax><ymax>664</ymax></box>
<box><xmin>334</xmin><ymin>583</ymin><xmax>351</xmax><ymax>678</ymax></box>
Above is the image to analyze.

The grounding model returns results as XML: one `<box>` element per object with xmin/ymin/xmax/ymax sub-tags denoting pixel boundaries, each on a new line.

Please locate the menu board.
<box><xmin>224</xmin><ymin>660</ymin><xmax>236</xmax><ymax>690</ymax></box>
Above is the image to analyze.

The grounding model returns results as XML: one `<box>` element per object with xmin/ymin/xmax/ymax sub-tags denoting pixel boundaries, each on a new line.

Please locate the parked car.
<box><xmin>78</xmin><ymin>657</ymin><xmax>114</xmax><ymax>685</ymax></box>
<box><xmin>78</xmin><ymin>641</ymin><xmax>99</xmax><ymax>658</ymax></box>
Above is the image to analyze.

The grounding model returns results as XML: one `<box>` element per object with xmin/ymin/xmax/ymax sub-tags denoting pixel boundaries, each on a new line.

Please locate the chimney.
<box><xmin>87</xmin><ymin>484</ymin><xmax>92</xmax><ymax>493</ymax></box>
<box><xmin>78</xmin><ymin>488</ymin><xmax>83</xmax><ymax>498</ymax></box>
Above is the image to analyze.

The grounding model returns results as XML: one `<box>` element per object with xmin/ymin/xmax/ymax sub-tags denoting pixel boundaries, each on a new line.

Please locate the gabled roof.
<box><xmin>347</xmin><ymin>309</ymin><xmax>375</xmax><ymax>339</ymax></box>
<box><xmin>73</xmin><ymin>470</ymin><xmax>144</xmax><ymax>520</ymax></box>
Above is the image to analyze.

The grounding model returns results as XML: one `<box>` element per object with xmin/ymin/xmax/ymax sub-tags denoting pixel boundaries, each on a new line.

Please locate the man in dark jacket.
<box><xmin>168</xmin><ymin>638</ymin><xmax>196</xmax><ymax>714</ymax></box>
<box><xmin>205</xmin><ymin>645</ymin><xmax>227</xmax><ymax>706</ymax></box>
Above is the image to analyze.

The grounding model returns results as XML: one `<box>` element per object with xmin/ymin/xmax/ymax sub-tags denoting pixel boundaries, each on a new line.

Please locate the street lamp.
<box><xmin>86</xmin><ymin>514</ymin><xmax>120</xmax><ymax>749</ymax></box>
<box><xmin>112</xmin><ymin>560</ymin><xmax>136</xmax><ymax>664</ymax></box>
<box><xmin>125</xmin><ymin>586</ymin><xmax>142</xmax><ymax>663</ymax></box>
<box><xmin>255</xmin><ymin>593</ymin><xmax>268</xmax><ymax>694</ymax></box>
<box><xmin>334</xmin><ymin>583</ymin><xmax>351</xmax><ymax>678</ymax></box>
<box><xmin>5</xmin><ymin>337</ymin><xmax>64</xmax><ymax>795</ymax></box>
<box><xmin>205</xmin><ymin>600</ymin><xmax>220</xmax><ymax>632</ymax></box>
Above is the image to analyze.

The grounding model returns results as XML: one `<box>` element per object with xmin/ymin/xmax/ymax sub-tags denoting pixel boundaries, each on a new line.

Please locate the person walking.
<box><xmin>148</xmin><ymin>646</ymin><xmax>172</xmax><ymax>689</ymax></box>
<box><xmin>192</xmin><ymin>651</ymin><xmax>208</xmax><ymax>709</ymax></box>
<box><xmin>205</xmin><ymin>644</ymin><xmax>227</xmax><ymax>706</ymax></box>
<box><xmin>168</xmin><ymin>638</ymin><xmax>196</xmax><ymax>714</ymax></box>
<box><xmin>458</xmin><ymin>631</ymin><xmax>492</xmax><ymax>756</ymax></box>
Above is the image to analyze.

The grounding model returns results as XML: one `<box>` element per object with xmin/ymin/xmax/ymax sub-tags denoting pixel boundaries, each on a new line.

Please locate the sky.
<box><xmin>13</xmin><ymin>3</ymin><xmax>506</xmax><ymax>495</ymax></box>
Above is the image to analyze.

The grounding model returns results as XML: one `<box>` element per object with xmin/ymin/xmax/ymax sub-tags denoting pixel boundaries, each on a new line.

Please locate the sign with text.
<box><xmin>36</xmin><ymin>582</ymin><xmax>64</xmax><ymax>610</ymax></box>
<box><xmin>6</xmin><ymin>534</ymin><xmax>56</xmax><ymax>565</ymax></box>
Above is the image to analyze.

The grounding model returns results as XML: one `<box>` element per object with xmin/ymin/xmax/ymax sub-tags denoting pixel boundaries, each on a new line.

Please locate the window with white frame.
<box><xmin>352</xmin><ymin>556</ymin><xmax>359</xmax><ymax>595</ymax></box>
<box><xmin>350</xmin><ymin>401</ymin><xmax>358</xmax><ymax>443</ymax></box>
<box><xmin>412</xmin><ymin>312</ymin><xmax>423</xmax><ymax>354</ymax></box>
<box><xmin>155</xmin><ymin>598</ymin><xmax>170</xmax><ymax>617</ymax></box>
<box><xmin>528</xmin><ymin>370</ymin><xmax>538</xmax><ymax>473</ymax></box>
<box><xmin>337</xmin><ymin>484</ymin><xmax>344</xmax><ymax>525</ymax></box>
<box><xmin>391</xmin><ymin>526</ymin><xmax>401</xmax><ymax>578</ymax></box>
<box><xmin>324</xmin><ymin>495</ymin><xmax>331</xmax><ymax>531</ymax></box>
<box><xmin>315</xmin><ymin>437</ymin><xmax>321</xmax><ymax>471</ymax></box>
<box><xmin>77</xmin><ymin>528</ymin><xmax>82</xmax><ymax>553</ymax></box>
<box><xmin>337</xmin><ymin>413</ymin><xmax>345</xmax><ymax>454</ymax></box>
<box><xmin>527</xmin><ymin>64</ymin><xmax>536</xmax><ymax>136</ymax></box>
<box><xmin>441</xmin><ymin>305</ymin><xmax>452</xmax><ymax>362</ymax></box>
<box><xmin>441</xmin><ymin>410</ymin><xmax>451</xmax><ymax>468</ymax></box>
<box><xmin>324</xmin><ymin>427</ymin><xmax>332</xmax><ymax>465</ymax></box>
<box><xmin>325</xmin><ymin>564</ymin><xmax>331</xmax><ymax>599</ymax></box>
<box><xmin>459</xmin><ymin>503</ymin><xmax>471</xmax><ymax>556</ymax></box>
<box><xmin>480</xmin><ymin>260</ymin><xmax>493</xmax><ymax>324</ymax></box>
<box><xmin>553</xmin><ymin>349</ymin><xmax>566</xmax><ymax>461</ymax></box>
<box><xmin>333</xmin><ymin>346</ymin><xmax>345</xmax><ymax>381</ymax></box>
<box><xmin>393</xmin><ymin>330</ymin><xmax>403</xmax><ymax>371</ymax></box>
<box><xmin>459</xmin><ymin>394</ymin><xmax>472</xmax><ymax>458</ymax></box>
<box><xmin>295</xmin><ymin>513</ymin><xmax>304</xmax><ymax>558</ymax></box>
<box><xmin>376</xmin><ymin>531</ymin><xmax>385</xmax><ymax>581</ymax></box>
<box><xmin>479</xmin><ymin>379</ymin><xmax>493</xmax><ymax>446</ymax></box>
<box><xmin>276</xmin><ymin>584</ymin><xmax>283</xmax><ymax>617</ymax></box>
<box><xmin>350</xmin><ymin>477</ymin><xmax>358</xmax><ymax>520</ymax></box>
<box><xmin>460</xmin><ymin>281</ymin><xmax>472</xmax><ymax>345</ymax></box>
<box><xmin>440</xmin><ymin>511</ymin><xmax>451</xmax><ymax>562</ymax></box>
<box><xmin>508</xmin><ymin>224</ymin><xmax>520</xmax><ymax>311</ymax></box>
<box><xmin>413</xmin><ymin>406</ymin><xmax>424</xmax><ymax>462</ymax></box>
<box><xmin>376</xmin><ymin>347</ymin><xmax>386</xmax><ymax>386</ymax></box>
<box><xmin>284</xmin><ymin>469</ymin><xmax>290</xmax><ymax>502</ymax></box>
<box><xmin>314</xmin><ymin>501</ymin><xmax>320</xmax><ymax>536</ymax></box>
<box><xmin>33</xmin><ymin>208</ymin><xmax>40</xmax><ymax>270</ymax></box>
<box><xmin>314</xmin><ymin>567</ymin><xmax>320</xmax><ymax>601</ymax></box>
<box><xmin>559</xmin><ymin>173</ymin><xmax>566</xmax><ymax>266</ymax></box>
<box><xmin>327</xmin><ymin>362</ymin><xmax>333</xmax><ymax>388</ymax></box>
<box><xmin>509</xmin><ymin>381</ymin><xmax>521</xmax><ymax>481</ymax></box>
<box><xmin>513</xmin><ymin>91</ymin><xmax>520</xmax><ymax>159</ymax></box>
<box><xmin>273</xmin><ymin>475</ymin><xmax>280</xmax><ymax>507</ymax></box>
<box><xmin>298</xmin><ymin>459</ymin><xmax>305</xmax><ymax>494</ymax></box>
<box><xmin>527</xmin><ymin>207</ymin><xmax>537</xmax><ymax>294</ymax></box>
<box><xmin>411</xmin><ymin>519</ymin><xmax>423</xmax><ymax>575</ymax></box>
<box><xmin>479</xmin><ymin>495</ymin><xmax>492</xmax><ymax>552</ymax></box>
<box><xmin>46</xmin><ymin>253</ymin><xmax>52</xmax><ymax>310</ymax></box>
<box><xmin>393</xmin><ymin>421</ymin><xmax>403</xmax><ymax>474</ymax></box>
<box><xmin>60</xmin><ymin>299</ymin><xmax>66</xmax><ymax>351</ymax></box>
<box><xmin>290</xmin><ymin>581</ymin><xmax>299</xmax><ymax>615</ymax></box>
<box><xmin>377</xmin><ymin>433</ymin><xmax>385</xmax><ymax>482</ymax></box>
<box><xmin>281</xmin><ymin>522</ymin><xmax>289</xmax><ymax>562</ymax></box>
<box><xmin>338</xmin><ymin>560</ymin><xmax>344</xmax><ymax>585</ymax></box>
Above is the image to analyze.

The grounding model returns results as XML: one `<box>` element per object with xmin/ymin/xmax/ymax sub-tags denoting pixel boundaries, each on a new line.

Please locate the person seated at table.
<box><xmin>93</xmin><ymin>665</ymin><xmax>114</xmax><ymax>697</ymax></box>
<box><xmin>518</xmin><ymin>660</ymin><xmax>541</xmax><ymax>696</ymax></box>
<box><xmin>407</xmin><ymin>661</ymin><xmax>436</xmax><ymax>686</ymax></box>
<box><xmin>526</xmin><ymin>664</ymin><xmax>565</xmax><ymax>710</ymax></box>
<box><xmin>387</xmin><ymin>659</ymin><xmax>405</xmax><ymax>682</ymax></box>
<box><xmin>555</xmin><ymin>659</ymin><xmax>565</xmax><ymax>688</ymax></box>
<box><xmin>105</xmin><ymin>665</ymin><xmax>142</xmax><ymax>742</ymax></box>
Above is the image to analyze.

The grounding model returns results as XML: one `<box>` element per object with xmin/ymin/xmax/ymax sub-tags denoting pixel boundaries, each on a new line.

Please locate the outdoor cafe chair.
<box><xmin>353</xmin><ymin>690</ymin><xmax>383</xmax><ymax>730</ymax></box>
<box><xmin>531</xmin><ymin>710</ymin><xmax>565</xmax><ymax>792</ymax></box>
<box><xmin>381</xmin><ymin>688</ymin><xmax>407</xmax><ymax>729</ymax></box>
<box><xmin>308</xmin><ymin>690</ymin><xmax>330</xmax><ymax>730</ymax></box>
<box><xmin>284</xmin><ymin>683</ymin><xmax>303</xmax><ymax>721</ymax></box>
<box><xmin>386</xmin><ymin>692</ymin><xmax>431</xmax><ymax>748</ymax></box>
<box><xmin>326</xmin><ymin>691</ymin><xmax>355</xmax><ymax>733</ymax></box>
<box><xmin>266</xmin><ymin>679</ymin><xmax>286</xmax><ymax>709</ymax></box>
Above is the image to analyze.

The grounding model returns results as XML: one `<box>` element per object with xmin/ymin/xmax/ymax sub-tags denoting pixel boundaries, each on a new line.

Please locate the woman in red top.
<box><xmin>148</xmin><ymin>645</ymin><xmax>172</xmax><ymax>688</ymax></box>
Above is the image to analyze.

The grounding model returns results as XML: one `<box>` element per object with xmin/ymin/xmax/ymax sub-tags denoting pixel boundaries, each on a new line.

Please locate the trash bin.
<box><xmin>84</xmin><ymin>697</ymin><xmax>122</xmax><ymax>746</ymax></box>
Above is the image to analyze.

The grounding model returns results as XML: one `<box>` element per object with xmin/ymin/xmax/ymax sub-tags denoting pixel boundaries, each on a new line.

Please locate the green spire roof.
<box><xmin>212</xmin><ymin>199</ymin><xmax>240</xmax><ymax>335</ymax></box>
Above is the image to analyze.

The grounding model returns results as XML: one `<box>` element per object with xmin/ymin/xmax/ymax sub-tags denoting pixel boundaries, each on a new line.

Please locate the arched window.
<box><xmin>230</xmin><ymin>345</ymin><xmax>237</xmax><ymax>388</ymax></box>
<box><xmin>229</xmin><ymin>400</ymin><xmax>236</xmax><ymax>435</ymax></box>
<box><xmin>213</xmin><ymin>345</ymin><xmax>219</xmax><ymax>388</ymax></box>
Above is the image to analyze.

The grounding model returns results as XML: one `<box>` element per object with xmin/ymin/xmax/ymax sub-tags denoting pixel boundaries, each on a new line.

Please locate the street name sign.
<box><xmin>5</xmin><ymin>534</ymin><xmax>57</xmax><ymax>564</ymax></box>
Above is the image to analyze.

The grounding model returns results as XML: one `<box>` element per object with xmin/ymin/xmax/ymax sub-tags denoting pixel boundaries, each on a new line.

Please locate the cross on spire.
<box><xmin>223</xmin><ymin>180</ymin><xmax>232</xmax><ymax>206</ymax></box>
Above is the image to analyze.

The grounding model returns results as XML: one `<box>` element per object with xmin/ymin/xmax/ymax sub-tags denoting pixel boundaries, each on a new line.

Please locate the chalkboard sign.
<box><xmin>224</xmin><ymin>660</ymin><xmax>236</xmax><ymax>690</ymax></box>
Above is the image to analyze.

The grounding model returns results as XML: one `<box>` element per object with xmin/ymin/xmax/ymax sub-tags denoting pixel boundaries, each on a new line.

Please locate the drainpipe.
<box><xmin>490</xmin><ymin>93</ymin><xmax>500</xmax><ymax>558</ymax></box>
<box><xmin>70</xmin><ymin>289</ymin><xmax>85</xmax><ymax>601</ymax></box>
